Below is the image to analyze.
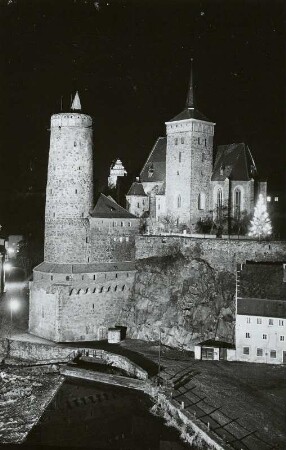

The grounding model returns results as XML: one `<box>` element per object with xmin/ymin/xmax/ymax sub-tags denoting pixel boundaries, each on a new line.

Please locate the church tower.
<box><xmin>44</xmin><ymin>92</ymin><xmax>93</xmax><ymax>263</ymax></box>
<box><xmin>165</xmin><ymin>60</ymin><xmax>215</xmax><ymax>228</ymax></box>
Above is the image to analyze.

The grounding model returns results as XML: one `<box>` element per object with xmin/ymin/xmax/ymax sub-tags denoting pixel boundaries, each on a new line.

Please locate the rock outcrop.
<box><xmin>121</xmin><ymin>248</ymin><xmax>236</xmax><ymax>350</ymax></box>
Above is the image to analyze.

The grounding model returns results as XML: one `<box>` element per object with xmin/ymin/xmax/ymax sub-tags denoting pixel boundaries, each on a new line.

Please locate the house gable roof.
<box><xmin>90</xmin><ymin>193</ymin><xmax>137</xmax><ymax>219</ymax></box>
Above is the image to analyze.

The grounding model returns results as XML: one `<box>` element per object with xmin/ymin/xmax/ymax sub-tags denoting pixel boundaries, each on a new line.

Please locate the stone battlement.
<box><xmin>51</xmin><ymin>113</ymin><xmax>92</xmax><ymax>128</ymax></box>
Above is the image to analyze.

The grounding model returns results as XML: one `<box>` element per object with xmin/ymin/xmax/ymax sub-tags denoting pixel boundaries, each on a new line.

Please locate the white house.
<box><xmin>235</xmin><ymin>262</ymin><xmax>286</xmax><ymax>364</ymax></box>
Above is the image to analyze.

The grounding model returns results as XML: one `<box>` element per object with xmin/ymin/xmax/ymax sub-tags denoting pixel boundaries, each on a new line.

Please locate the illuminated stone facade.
<box><xmin>29</xmin><ymin>95</ymin><xmax>139</xmax><ymax>342</ymax></box>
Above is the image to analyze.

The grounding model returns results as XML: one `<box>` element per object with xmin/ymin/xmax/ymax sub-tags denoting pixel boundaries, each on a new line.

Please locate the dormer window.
<box><xmin>148</xmin><ymin>164</ymin><xmax>154</xmax><ymax>178</ymax></box>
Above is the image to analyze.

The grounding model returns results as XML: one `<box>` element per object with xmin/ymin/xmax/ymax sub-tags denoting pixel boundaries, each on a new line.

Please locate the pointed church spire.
<box><xmin>71</xmin><ymin>91</ymin><xmax>81</xmax><ymax>111</ymax></box>
<box><xmin>186</xmin><ymin>58</ymin><xmax>195</xmax><ymax>108</ymax></box>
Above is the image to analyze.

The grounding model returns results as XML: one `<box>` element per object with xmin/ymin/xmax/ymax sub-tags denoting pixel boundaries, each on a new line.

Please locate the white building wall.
<box><xmin>126</xmin><ymin>195</ymin><xmax>149</xmax><ymax>217</ymax></box>
<box><xmin>236</xmin><ymin>314</ymin><xmax>286</xmax><ymax>364</ymax></box>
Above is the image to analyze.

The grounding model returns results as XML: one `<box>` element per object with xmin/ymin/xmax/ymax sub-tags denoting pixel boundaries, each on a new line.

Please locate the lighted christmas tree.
<box><xmin>248</xmin><ymin>194</ymin><xmax>272</xmax><ymax>239</ymax></box>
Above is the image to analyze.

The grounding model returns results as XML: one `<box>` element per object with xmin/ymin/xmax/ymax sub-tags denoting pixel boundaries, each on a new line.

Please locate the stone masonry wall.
<box><xmin>165</xmin><ymin>119</ymin><xmax>214</xmax><ymax>226</ymax></box>
<box><xmin>30</xmin><ymin>270</ymin><xmax>136</xmax><ymax>342</ymax></box>
<box><xmin>136</xmin><ymin>235</ymin><xmax>286</xmax><ymax>271</ymax></box>
<box><xmin>89</xmin><ymin>218</ymin><xmax>140</xmax><ymax>263</ymax></box>
<box><xmin>44</xmin><ymin>113</ymin><xmax>93</xmax><ymax>264</ymax></box>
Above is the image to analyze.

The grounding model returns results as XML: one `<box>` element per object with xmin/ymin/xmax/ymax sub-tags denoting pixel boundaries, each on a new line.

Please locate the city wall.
<box><xmin>136</xmin><ymin>235</ymin><xmax>286</xmax><ymax>270</ymax></box>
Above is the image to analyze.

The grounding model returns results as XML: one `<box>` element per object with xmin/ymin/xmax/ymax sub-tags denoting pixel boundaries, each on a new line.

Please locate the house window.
<box><xmin>280</xmin><ymin>336</ymin><xmax>285</xmax><ymax>341</ymax></box>
<box><xmin>119</xmin><ymin>237</ymin><xmax>123</xmax><ymax>243</ymax></box>
<box><xmin>93</xmin><ymin>275</ymin><xmax>96</xmax><ymax>280</ymax></box>
<box><xmin>263</xmin><ymin>334</ymin><xmax>267</xmax><ymax>340</ymax></box>
<box><xmin>246</xmin><ymin>317</ymin><xmax>251</xmax><ymax>324</ymax></box>
<box><xmin>270</xmin><ymin>350</ymin><xmax>276</xmax><ymax>358</ymax></box>
<box><xmin>137</xmin><ymin>202</ymin><xmax>140</xmax><ymax>208</ymax></box>
<box><xmin>274</xmin><ymin>197</ymin><xmax>279</xmax><ymax>202</ymax></box>
<box><xmin>42</xmin><ymin>307</ymin><xmax>44</xmax><ymax>319</ymax></box>
<box><xmin>279</xmin><ymin>320</ymin><xmax>284</xmax><ymax>326</ymax></box>
<box><xmin>246</xmin><ymin>332</ymin><xmax>250</xmax><ymax>338</ymax></box>
<box><xmin>128</xmin><ymin>222</ymin><xmax>131</xmax><ymax>227</ymax></box>
<box><xmin>179</xmin><ymin>152</ymin><xmax>182</xmax><ymax>163</ymax></box>
<box><xmin>66</xmin><ymin>276</ymin><xmax>70</xmax><ymax>281</ymax></box>
<box><xmin>121</xmin><ymin>221</ymin><xmax>124</xmax><ymax>227</ymax></box>
<box><xmin>177</xmin><ymin>171</ymin><xmax>180</xmax><ymax>176</ymax></box>
<box><xmin>257</xmin><ymin>348</ymin><xmax>263</xmax><ymax>357</ymax></box>
<box><xmin>267</xmin><ymin>196</ymin><xmax>271</xmax><ymax>202</ymax></box>
<box><xmin>243</xmin><ymin>347</ymin><xmax>249</xmax><ymax>355</ymax></box>
<box><xmin>158</xmin><ymin>203</ymin><xmax>160</xmax><ymax>210</ymax></box>
<box><xmin>269</xmin><ymin>319</ymin><xmax>274</xmax><ymax>325</ymax></box>
<box><xmin>198</xmin><ymin>137</ymin><xmax>201</xmax><ymax>145</ymax></box>
<box><xmin>51</xmin><ymin>275</ymin><xmax>53</xmax><ymax>281</ymax></box>
<box><xmin>181</xmin><ymin>137</ymin><xmax>184</xmax><ymax>144</ymax></box>
<box><xmin>198</xmin><ymin>193</ymin><xmax>205</xmax><ymax>210</ymax></box>
<box><xmin>74</xmin><ymin>141</ymin><xmax>77</xmax><ymax>147</ymax></box>
<box><xmin>92</xmin><ymin>304</ymin><xmax>94</xmax><ymax>310</ymax></box>
<box><xmin>175</xmin><ymin>138</ymin><xmax>178</xmax><ymax>145</ymax></box>
<box><xmin>177</xmin><ymin>195</ymin><xmax>181</xmax><ymax>208</ymax></box>
<box><xmin>257</xmin><ymin>318</ymin><xmax>262</xmax><ymax>324</ymax></box>
<box><xmin>75</xmin><ymin>189</ymin><xmax>77</xmax><ymax>194</ymax></box>
<box><xmin>204</xmin><ymin>138</ymin><xmax>207</xmax><ymax>147</ymax></box>
<box><xmin>126</xmin><ymin>237</ymin><xmax>129</xmax><ymax>242</ymax></box>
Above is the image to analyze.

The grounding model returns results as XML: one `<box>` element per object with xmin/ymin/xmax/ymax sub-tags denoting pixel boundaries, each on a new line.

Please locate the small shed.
<box><xmin>194</xmin><ymin>339</ymin><xmax>235</xmax><ymax>361</ymax></box>
<box><xmin>108</xmin><ymin>328</ymin><xmax>121</xmax><ymax>344</ymax></box>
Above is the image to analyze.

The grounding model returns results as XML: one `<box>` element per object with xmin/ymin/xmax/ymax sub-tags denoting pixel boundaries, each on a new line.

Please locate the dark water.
<box><xmin>25</xmin><ymin>379</ymin><xmax>191</xmax><ymax>449</ymax></box>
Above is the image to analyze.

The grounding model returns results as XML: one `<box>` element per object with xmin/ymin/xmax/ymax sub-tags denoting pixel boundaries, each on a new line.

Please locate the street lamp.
<box><xmin>10</xmin><ymin>298</ymin><xmax>19</xmax><ymax>327</ymax></box>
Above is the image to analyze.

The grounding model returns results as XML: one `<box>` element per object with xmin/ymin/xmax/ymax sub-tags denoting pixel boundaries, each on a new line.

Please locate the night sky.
<box><xmin>0</xmin><ymin>0</ymin><xmax>285</xmax><ymax>232</ymax></box>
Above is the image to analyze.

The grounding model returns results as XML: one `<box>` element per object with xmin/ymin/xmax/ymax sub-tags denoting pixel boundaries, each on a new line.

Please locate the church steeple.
<box><xmin>186</xmin><ymin>58</ymin><xmax>195</xmax><ymax>109</ymax></box>
<box><xmin>71</xmin><ymin>91</ymin><xmax>81</xmax><ymax>111</ymax></box>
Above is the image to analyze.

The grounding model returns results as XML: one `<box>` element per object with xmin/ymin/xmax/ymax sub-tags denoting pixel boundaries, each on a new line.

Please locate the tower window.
<box><xmin>202</xmin><ymin>152</ymin><xmax>205</xmax><ymax>162</ymax></box>
<box><xmin>137</xmin><ymin>202</ymin><xmax>140</xmax><ymax>208</ymax></box>
<box><xmin>198</xmin><ymin>193</ymin><xmax>205</xmax><ymax>210</ymax></box>
<box><xmin>246</xmin><ymin>332</ymin><xmax>250</xmax><ymax>338</ymax></box>
<box><xmin>177</xmin><ymin>195</ymin><xmax>181</xmax><ymax>208</ymax></box>
<box><xmin>175</xmin><ymin>138</ymin><xmax>178</xmax><ymax>145</ymax></box>
<box><xmin>204</xmin><ymin>138</ymin><xmax>207</xmax><ymax>147</ymax></box>
<box><xmin>181</xmin><ymin>137</ymin><xmax>184</xmax><ymax>144</ymax></box>
<box><xmin>74</xmin><ymin>141</ymin><xmax>77</xmax><ymax>147</ymax></box>
<box><xmin>217</xmin><ymin>188</ymin><xmax>223</xmax><ymax>208</ymax></box>
<box><xmin>75</xmin><ymin>189</ymin><xmax>77</xmax><ymax>194</ymax></box>
<box><xmin>179</xmin><ymin>152</ymin><xmax>182</xmax><ymax>163</ymax></box>
<box><xmin>198</xmin><ymin>137</ymin><xmax>201</xmax><ymax>145</ymax></box>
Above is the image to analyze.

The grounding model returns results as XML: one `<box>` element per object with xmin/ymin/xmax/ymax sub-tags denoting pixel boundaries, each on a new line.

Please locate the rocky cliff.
<box><xmin>121</xmin><ymin>245</ymin><xmax>236</xmax><ymax>350</ymax></box>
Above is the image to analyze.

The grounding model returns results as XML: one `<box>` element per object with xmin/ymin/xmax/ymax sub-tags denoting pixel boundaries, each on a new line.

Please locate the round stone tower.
<box><xmin>44</xmin><ymin>92</ymin><xmax>93</xmax><ymax>263</ymax></box>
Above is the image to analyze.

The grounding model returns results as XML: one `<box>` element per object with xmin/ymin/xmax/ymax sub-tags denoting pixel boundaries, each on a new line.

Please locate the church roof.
<box><xmin>168</xmin><ymin>107</ymin><xmax>211</xmax><ymax>123</ymax></box>
<box><xmin>211</xmin><ymin>143</ymin><xmax>258</xmax><ymax>182</ymax></box>
<box><xmin>90</xmin><ymin>193</ymin><xmax>137</xmax><ymax>219</ymax></box>
<box><xmin>127</xmin><ymin>182</ymin><xmax>147</xmax><ymax>196</ymax></box>
<box><xmin>140</xmin><ymin>137</ymin><xmax>166</xmax><ymax>183</ymax></box>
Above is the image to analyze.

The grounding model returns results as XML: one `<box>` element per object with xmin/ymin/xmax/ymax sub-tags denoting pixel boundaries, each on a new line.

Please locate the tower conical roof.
<box><xmin>71</xmin><ymin>91</ymin><xmax>81</xmax><ymax>111</ymax></box>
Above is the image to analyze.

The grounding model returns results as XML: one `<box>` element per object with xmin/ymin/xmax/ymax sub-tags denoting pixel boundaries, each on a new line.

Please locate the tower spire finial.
<box><xmin>71</xmin><ymin>91</ymin><xmax>81</xmax><ymax>111</ymax></box>
<box><xmin>186</xmin><ymin>58</ymin><xmax>194</xmax><ymax>108</ymax></box>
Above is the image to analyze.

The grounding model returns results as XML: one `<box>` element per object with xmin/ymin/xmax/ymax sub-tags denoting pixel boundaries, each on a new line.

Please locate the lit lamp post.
<box><xmin>10</xmin><ymin>298</ymin><xmax>19</xmax><ymax>331</ymax></box>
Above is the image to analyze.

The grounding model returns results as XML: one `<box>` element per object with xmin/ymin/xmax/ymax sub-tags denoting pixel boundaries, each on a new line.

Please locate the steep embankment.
<box><xmin>121</xmin><ymin>247</ymin><xmax>236</xmax><ymax>350</ymax></box>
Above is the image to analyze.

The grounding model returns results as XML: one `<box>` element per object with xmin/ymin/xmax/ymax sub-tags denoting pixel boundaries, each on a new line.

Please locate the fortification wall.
<box><xmin>136</xmin><ymin>235</ymin><xmax>286</xmax><ymax>271</ymax></box>
<box><xmin>29</xmin><ymin>270</ymin><xmax>135</xmax><ymax>342</ymax></box>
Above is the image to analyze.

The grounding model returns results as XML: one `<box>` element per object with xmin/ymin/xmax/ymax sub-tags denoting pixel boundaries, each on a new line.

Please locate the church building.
<box><xmin>126</xmin><ymin>62</ymin><xmax>267</xmax><ymax>231</ymax></box>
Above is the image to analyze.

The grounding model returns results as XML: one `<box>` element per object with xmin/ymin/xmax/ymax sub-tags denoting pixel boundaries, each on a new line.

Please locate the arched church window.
<box><xmin>234</xmin><ymin>188</ymin><xmax>242</xmax><ymax>218</ymax></box>
<box><xmin>217</xmin><ymin>188</ymin><xmax>223</xmax><ymax>207</ymax></box>
<box><xmin>177</xmin><ymin>195</ymin><xmax>181</xmax><ymax>208</ymax></box>
<box><xmin>198</xmin><ymin>193</ymin><xmax>206</xmax><ymax>210</ymax></box>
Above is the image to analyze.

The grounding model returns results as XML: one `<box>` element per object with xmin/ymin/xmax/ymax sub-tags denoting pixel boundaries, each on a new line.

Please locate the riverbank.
<box><xmin>0</xmin><ymin>365</ymin><xmax>63</xmax><ymax>443</ymax></box>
